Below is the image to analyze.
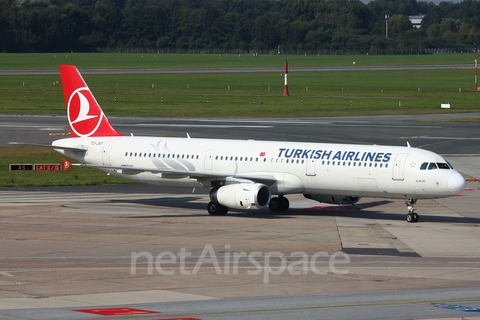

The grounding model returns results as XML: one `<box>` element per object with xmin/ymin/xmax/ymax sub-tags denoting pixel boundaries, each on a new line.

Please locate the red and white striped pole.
<box><xmin>283</xmin><ymin>60</ymin><xmax>289</xmax><ymax>96</ymax></box>
<box><xmin>475</xmin><ymin>50</ymin><xmax>478</xmax><ymax>92</ymax></box>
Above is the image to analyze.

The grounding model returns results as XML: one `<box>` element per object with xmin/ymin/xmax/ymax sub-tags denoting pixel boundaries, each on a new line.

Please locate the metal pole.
<box><xmin>385</xmin><ymin>15</ymin><xmax>389</xmax><ymax>38</ymax></box>
<box><xmin>475</xmin><ymin>50</ymin><xmax>478</xmax><ymax>92</ymax></box>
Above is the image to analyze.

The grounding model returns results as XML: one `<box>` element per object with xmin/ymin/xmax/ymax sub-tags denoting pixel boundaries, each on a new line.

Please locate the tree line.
<box><xmin>1</xmin><ymin>0</ymin><xmax>480</xmax><ymax>53</ymax></box>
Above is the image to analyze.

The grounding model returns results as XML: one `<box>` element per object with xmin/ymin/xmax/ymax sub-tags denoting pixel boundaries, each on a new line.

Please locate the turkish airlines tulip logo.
<box><xmin>67</xmin><ymin>87</ymin><xmax>103</xmax><ymax>137</ymax></box>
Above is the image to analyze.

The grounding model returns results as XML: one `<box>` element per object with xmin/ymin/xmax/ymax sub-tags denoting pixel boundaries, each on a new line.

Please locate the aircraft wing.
<box><xmin>68</xmin><ymin>163</ymin><xmax>277</xmax><ymax>186</ymax></box>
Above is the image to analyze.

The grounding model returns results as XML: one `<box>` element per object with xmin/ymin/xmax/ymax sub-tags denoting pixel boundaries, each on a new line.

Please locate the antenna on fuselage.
<box><xmin>406</xmin><ymin>141</ymin><xmax>411</xmax><ymax>148</ymax></box>
<box><xmin>187</xmin><ymin>133</ymin><xmax>191</xmax><ymax>139</ymax></box>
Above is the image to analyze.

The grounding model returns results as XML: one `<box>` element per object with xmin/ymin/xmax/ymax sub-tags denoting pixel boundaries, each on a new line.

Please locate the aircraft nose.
<box><xmin>448</xmin><ymin>172</ymin><xmax>466</xmax><ymax>194</ymax></box>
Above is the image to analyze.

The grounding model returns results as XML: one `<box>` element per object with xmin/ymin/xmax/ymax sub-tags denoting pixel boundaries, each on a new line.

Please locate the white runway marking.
<box><xmin>401</xmin><ymin>136</ymin><xmax>480</xmax><ymax>140</ymax></box>
<box><xmin>135</xmin><ymin>123</ymin><xmax>273</xmax><ymax>128</ymax></box>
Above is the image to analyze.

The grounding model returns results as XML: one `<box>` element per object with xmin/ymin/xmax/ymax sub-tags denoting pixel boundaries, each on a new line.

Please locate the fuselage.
<box><xmin>53</xmin><ymin>136</ymin><xmax>466</xmax><ymax>200</ymax></box>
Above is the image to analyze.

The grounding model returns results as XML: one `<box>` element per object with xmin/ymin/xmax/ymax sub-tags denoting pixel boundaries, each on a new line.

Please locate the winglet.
<box><xmin>61</xmin><ymin>158</ymin><xmax>72</xmax><ymax>171</ymax></box>
<box><xmin>59</xmin><ymin>65</ymin><xmax>123</xmax><ymax>138</ymax></box>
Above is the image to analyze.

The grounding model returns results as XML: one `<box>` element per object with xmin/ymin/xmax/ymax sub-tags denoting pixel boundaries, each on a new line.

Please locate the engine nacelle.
<box><xmin>211</xmin><ymin>183</ymin><xmax>271</xmax><ymax>209</ymax></box>
<box><xmin>304</xmin><ymin>194</ymin><xmax>361</xmax><ymax>205</ymax></box>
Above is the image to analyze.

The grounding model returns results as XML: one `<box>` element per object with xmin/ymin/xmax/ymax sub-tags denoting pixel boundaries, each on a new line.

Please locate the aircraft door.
<box><xmin>392</xmin><ymin>153</ymin><xmax>408</xmax><ymax>180</ymax></box>
<box><xmin>102</xmin><ymin>141</ymin><xmax>114</xmax><ymax>166</ymax></box>
<box><xmin>306</xmin><ymin>159</ymin><xmax>316</xmax><ymax>176</ymax></box>
<box><xmin>205</xmin><ymin>149</ymin><xmax>214</xmax><ymax>170</ymax></box>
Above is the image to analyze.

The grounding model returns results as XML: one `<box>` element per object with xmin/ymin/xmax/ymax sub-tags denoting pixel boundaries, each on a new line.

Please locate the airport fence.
<box><xmin>97</xmin><ymin>47</ymin><xmax>474</xmax><ymax>55</ymax></box>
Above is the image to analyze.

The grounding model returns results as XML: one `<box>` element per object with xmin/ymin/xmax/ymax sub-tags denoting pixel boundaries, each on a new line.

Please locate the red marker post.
<box><xmin>283</xmin><ymin>60</ymin><xmax>289</xmax><ymax>96</ymax></box>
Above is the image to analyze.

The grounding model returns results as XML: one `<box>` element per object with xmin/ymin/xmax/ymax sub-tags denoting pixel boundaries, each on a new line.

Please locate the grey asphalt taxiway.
<box><xmin>1</xmin><ymin>113</ymin><xmax>480</xmax><ymax>319</ymax></box>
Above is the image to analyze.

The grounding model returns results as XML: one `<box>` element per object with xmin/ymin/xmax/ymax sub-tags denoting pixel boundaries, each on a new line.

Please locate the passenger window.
<box><xmin>428</xmin><ymin>162</ymin><xmax>438</xmax><ymax>170</ymax></box>
<box><xmin>420</xmin><ymin>162</ymin><xmax>428</xmax><ymax>170</ymax></box>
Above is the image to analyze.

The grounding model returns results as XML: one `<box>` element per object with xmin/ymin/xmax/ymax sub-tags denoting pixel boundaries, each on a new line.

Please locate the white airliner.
<box><xmin>50</xmin><ymin>65</ymin><xmax>465</xmax><ymax>222</ymax></box>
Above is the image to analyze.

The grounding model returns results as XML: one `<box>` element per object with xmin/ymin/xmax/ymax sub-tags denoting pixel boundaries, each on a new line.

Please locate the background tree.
<box><xmin>0</xmin><ymin>0</ymin><xmax>479</xmax><ymax>53</ymax></box>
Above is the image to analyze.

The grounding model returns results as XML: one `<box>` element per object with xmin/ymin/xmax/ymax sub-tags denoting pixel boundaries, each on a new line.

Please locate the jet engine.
<box><xmin>303</xmin><ymin>194</ymin><xmax>361</xmax><ymax>205</ymax></box>
<box><xmin>210</xmin><ymin>183</ymin><xmax>271</xmax><ymax>209</ymax></box>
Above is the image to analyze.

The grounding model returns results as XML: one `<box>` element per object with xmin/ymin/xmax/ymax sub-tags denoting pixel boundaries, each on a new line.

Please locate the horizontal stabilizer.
<box><xmin>9</xmin><ymin>142</ymin><xmax>88</xmax><ymax>152</ymax></box>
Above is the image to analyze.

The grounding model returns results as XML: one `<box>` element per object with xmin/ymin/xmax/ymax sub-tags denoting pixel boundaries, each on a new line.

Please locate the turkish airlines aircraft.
<box><xmin>52</xmin><ymin>65</ymin><xmax>465</xmax><ymax>223</ymax></box>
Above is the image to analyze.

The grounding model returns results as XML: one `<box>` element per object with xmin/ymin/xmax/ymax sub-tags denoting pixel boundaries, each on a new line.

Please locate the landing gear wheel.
<box><xmin>405</xmin><ymin>198</ymin><xmax>419</xmax><ymax>223</ymax></box>
<box><xmin>269</xmin><ymin>196</ymin><xmax>289</xmax><ymax>212</ymax></box>
<box><xmin>269</xmin><ymin>197</ymin><xmax>280</xmax><ymax>212</ymax></box>
<box><xmin>406</xmin><ymin>213</ymin><xmax>414</xmax><ymax>223</ymax></box>
<box><xmin>279</xmin><ymin>197</ymin><xmax>290</xmax><ymax>211</ymax></box>
<box><xmin>207</xmin><ymin>201</ymin><xmax>228</xmax><ymax>215</ymax></box>
<box><xmin>412</xmin><ymin>212</ymin><xmax>419</xmax><ymax>222</ymax></box>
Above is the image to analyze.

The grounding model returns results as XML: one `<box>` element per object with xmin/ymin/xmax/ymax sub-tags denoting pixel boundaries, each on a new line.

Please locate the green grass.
<box><xmin>1</xmin><ymin>69</ymin><xmax>477</xmax><ymax>117</ymax></box>
<box><xmin>0</xmin><ymin>146</ymin><xmax>133</xmax><ymax>187</ymax></box>
<box><xmin>0</xmin><ymin>52</ymin><xmax>474</xmax><ymax>70</ymax></box>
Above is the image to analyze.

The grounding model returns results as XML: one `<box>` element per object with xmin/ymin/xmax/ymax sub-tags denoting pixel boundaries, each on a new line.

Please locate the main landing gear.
<box><xmin>269</xmin><ymin>196</ymin><xmax>290</xmax><ymax>212</ymax></box>
<box><xmin>405</xmin><ymin>198</ymin><xmax>419</xmax><ymax>223</ymax></box>
<box><xmin>207</xmin><ymin>201</ymin><xmax>228</xmax><ymax>216</ymax></box>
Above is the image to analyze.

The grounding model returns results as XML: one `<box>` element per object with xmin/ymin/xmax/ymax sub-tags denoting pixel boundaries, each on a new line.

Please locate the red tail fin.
<box><xmin>59</xmin><ymin>65</ymin><xmax>122</xmax><ymax>138</ymax></box>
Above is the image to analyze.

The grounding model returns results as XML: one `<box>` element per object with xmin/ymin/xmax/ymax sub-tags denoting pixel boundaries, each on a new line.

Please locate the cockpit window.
<box><xmin>437</xmin><ymin>162</ymin><xmax>450</xmax><ymax>169</ymax></box>
<box><xmin>420</xmin><ymin>161</ymin><xmax>452</xmax><ymax>170</ymax></box>
<box><xmin>445</xmin><ymin>159</ymin><xmax>454</xmax><ymax>169</ymax></box>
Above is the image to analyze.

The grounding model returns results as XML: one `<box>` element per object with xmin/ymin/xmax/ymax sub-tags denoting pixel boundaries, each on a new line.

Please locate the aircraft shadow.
<box><xmin>108</xmin><ymin>197</ymin><xmax>480</xmax><ymax>224</ymax></box>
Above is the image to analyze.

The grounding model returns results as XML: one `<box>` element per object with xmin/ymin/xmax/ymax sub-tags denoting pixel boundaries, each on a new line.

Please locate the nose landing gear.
<box><xmin>405</xmin><ymin>198</ymin><xmax>419</xmax><ymax>223</ymax></box>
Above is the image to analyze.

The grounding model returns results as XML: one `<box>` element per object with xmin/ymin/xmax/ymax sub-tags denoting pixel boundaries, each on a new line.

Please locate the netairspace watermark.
<box><xmin>131</xmin><ymin>245</ymin><xmax>350</xmax><ymax>284</ymax></box>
